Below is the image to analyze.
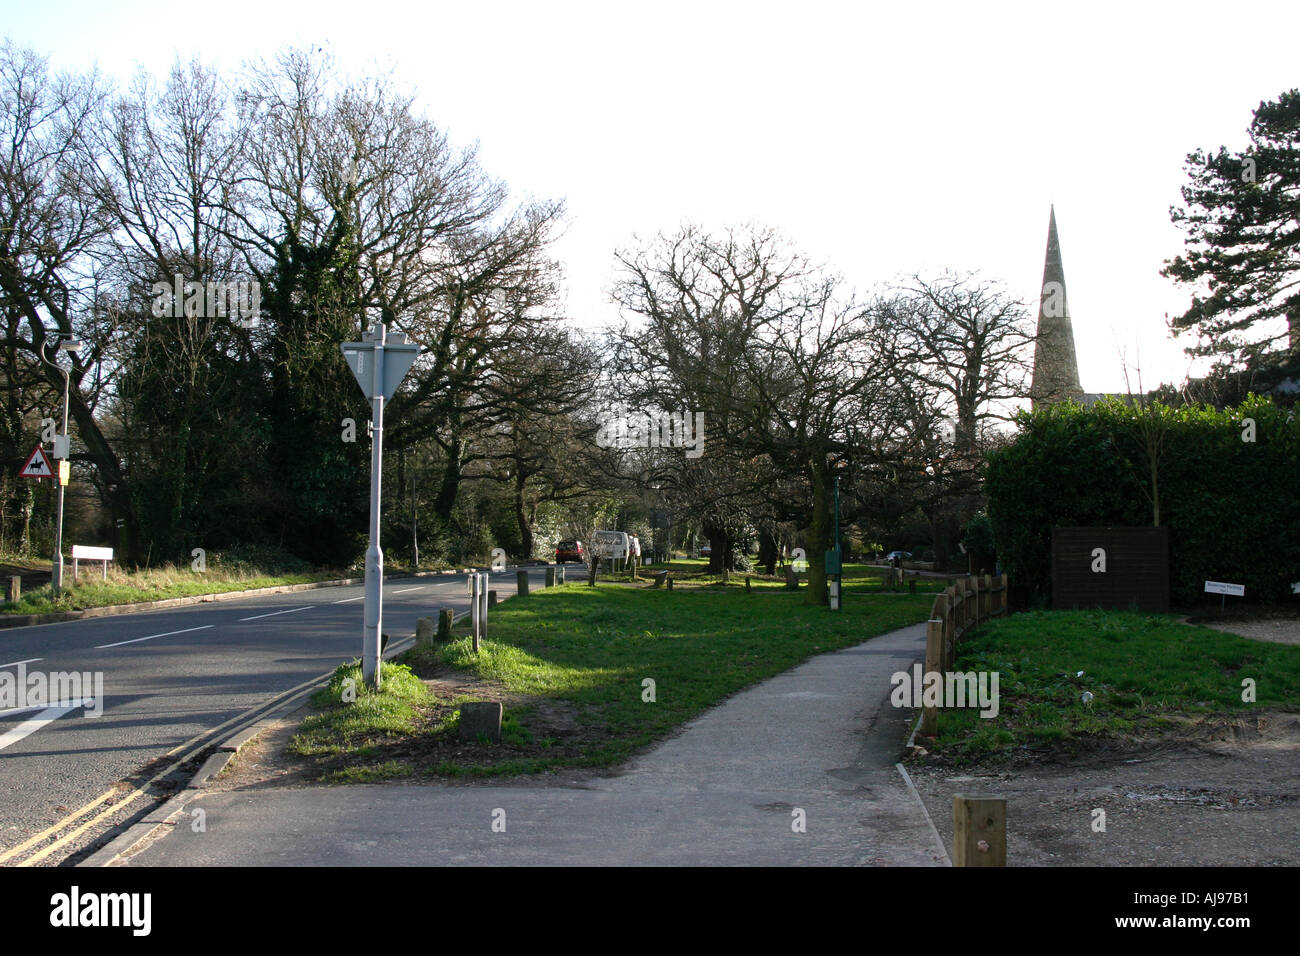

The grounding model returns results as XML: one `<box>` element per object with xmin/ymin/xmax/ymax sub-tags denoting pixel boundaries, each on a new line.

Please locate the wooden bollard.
<box><xmin>488</xmin><ymin>590</ymin><xmax>498</xmax><ymax>607</ymax></box>
<box><xmin>745</xmin><ymin>576</ymin><xmax>751</xmax><ymax>592</ymax></box>
<box><xmin>908</xmin><ymin>577</ymin><xmax>916</xmax><ymax>595</ymax></box>
<box><xmin>7</xmin><ymin>575</ymin><xmax>18</xmax><ymax>603</ymax></box>
<box><xmin>666</xmin><ymin>574</ymin><xmax>674</xmax><ymax>591</ymax></box>
<box><xmin>415</xmin><ymin>617</ymin><xmax>434</xmax><ymax>647</ymax></box>
<box><xmin>952</xmin><ymin>795</ymin><xmax>1006</xmax><ymax>866</ymax></box>
<box><xmin>437</xmin><ymin>608</ymin><xmax>454</xmax><ymax>642</ymax></box>
<box><xmin>785</xmin><ymin>565</ymin><xmax>798</xmax><ymax>590</ymax></box>
<box><xmin>546</xmin><ymin>567</ymin><xmax>556</xmax><ymax>588</ymax></box>
<box><xmin>557</xmin><ymin>565</ymin><xmax>565</xmax><ymax>585</ymax></box>
<box><xmin>517</xmin><ymin>569</ymin><xmax>529</xmax><ymax>597</ymax></box>
<box><xmin>921</xmin><ymin>616</ymin><xmax>944</xmax><ymax>736</ymax></box>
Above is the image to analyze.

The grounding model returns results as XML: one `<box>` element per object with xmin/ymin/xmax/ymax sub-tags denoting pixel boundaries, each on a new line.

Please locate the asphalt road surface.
<box><xmin>0</xmin><ymin>568</ymin><xmax>546</xmax><ymax>860</ymax></box>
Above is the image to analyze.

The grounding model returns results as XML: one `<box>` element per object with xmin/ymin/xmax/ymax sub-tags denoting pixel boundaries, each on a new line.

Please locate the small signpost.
<box><xmin>341</xmin><ymin>323</ymin><xmax>422</xmax><ymax>689</ymax></box>
<box><xmin>1205</xmin><ymin>580</ymin><xmax>1245</xmax><ymax>612</ymax></box>
<box><xmin>72</xmin><ymin>545</ymin><xmax>113</xmax><ymax>581</ymax></box>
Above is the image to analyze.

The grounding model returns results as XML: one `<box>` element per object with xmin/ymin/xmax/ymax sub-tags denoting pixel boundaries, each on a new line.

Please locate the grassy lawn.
<box><xmin>0</xmin><ymin>562</ymin><xmax>338</xmax><ymax>616</ymax></box>
<box><xmin>597</xmin><ymin>559</ymin><xmax>952</xmax><ymax>593</ymax></box>
<box><xmin>923</xmin><ymin>609</ymin><xmax>1300</xmax><ymax>764</ymax></box>
<box><xmin>287</xmin><ymin>577</ymin><xmax>936</xmax><ymax>781</ymax></box>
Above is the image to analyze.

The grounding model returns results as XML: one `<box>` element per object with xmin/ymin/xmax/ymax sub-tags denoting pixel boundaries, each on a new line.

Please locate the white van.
<box><xmin>591</xmin><ymin>530</ymin><xmax>630</xmax><ymax>559</ymax></box>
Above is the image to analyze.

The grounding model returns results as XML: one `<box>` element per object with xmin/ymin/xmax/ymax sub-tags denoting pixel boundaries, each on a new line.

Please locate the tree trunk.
<box><xmin>804</xmin><ymin>463</ymin><xmax>830</xmax><ymax>606</ymax></box>
<box><xmin>514</xmin><ymin>471</ymin><xmax>533</xmax><ymax>559</ymax></box>
<box><xmin>758</xmin><ymin>527</ymin><xmax>778</xmax><ymax>575</ymax></box>
<box><xmin>433</xmin><ymin>439</ymin><xmax>464</xmax><ymax>522</ymax></box>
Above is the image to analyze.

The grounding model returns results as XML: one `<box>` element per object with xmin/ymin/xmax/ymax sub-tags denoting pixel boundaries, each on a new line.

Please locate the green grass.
<box><xmin>925</xmin><ymin>609</ymin><xmax>1300</xmax><ymax>762</ymax></box>
<box><xmin>290</xmin><ymin>660</ymin><xmax>432</xmax><ymax>758</ymax></box>
<box><xmin>386</xmin><ymin>577</ymin><xmax>936</xmax><ymax>776</ymax></box>
<box><xmin>600</xmin><ymin>560</ymin><xmax>951</xmax><ymax>593</ymax></box>
<box><xmin>292</xmin><ymin>575</ymin><xmax>936</xmax><ymax>780</ymax></box>
<box><xmin>0</xmin><ymin>563</ymin><xmax>338</xmax><ymax>616</ymax></box>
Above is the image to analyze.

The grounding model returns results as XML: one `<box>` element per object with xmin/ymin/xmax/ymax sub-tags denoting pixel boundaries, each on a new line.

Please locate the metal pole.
<box><xmin>479</xmin><ymin>572</ymin><xmax>488</xmax><ymax>638</ymax></box>
<box><xmin>52</xmin><ymin>358</ymin><xmax>69</xmax><ymax>595</ymax></box>
<box><xmin>362</xmin><ymin>322</ymin><xmax>386</xmax><ymax>690</ymax></box>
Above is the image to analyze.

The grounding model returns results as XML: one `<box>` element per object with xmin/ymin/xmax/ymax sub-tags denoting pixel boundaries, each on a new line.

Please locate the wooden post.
<box><xmin>415</xmin><ymin>617</ymin><xmax>434</xmax><ymax>647</ymax></box>
<box><xmin>981</xmin><ymin>574</ymin><xmax>992</xmax><ymax>620</ymax></box>
<box><xmin>488</xmin><ymin>590</ymin><xmax>497</xmax><ymax>608</ymax></box>
<box><xmin>944</xmin><ymin>590</ymin><xmax>956</xmax><ymax>672</ymax></box>
<box><xmin>952</xmin><ymin>795</ymin><xmax>1006</xmax><ymax>867</ymax></box>
<box><xmin>546</xmin><ymin>567</ymin><xmax>556</xmax><ymax>588</ymax></box>
<box><xmin>666</xmin><ymin>574</ymin><xmax>674</xmax><ymax>591</ymax></box>
<box><xmin>7</xmin><ymin>575</ymin><xmax>18</xmax><ymax>603</ymax></box>
<box><xmin>517</xmin><ymin>569</ymin><xmax>530</xmax><ymax>597</ymax></box>
<box><xmin>437</xmin><ymin>608</ymin><xmax>453</xmax><ymax>642</ymax></box>
<box><xmin>970</xmin><ymin>575</ymin><xmax>981</xmax><ymax>625</ymax></box>
<box><xmin>999</xmin><ymin>573</ymin><xmax>1008</xmax><ymax>615</ymax></box>
<box><xmin>745</xmin><ymin>575</ymin><xmax>751</xmax><ymax>592</ymax></box>
<box><xmin>908</xmin><ymin>576</ymin><xmax>916</xmax><ymax>595</ymax></box>
<box><xmin>921</xmin><ymin>617</ymin><xmax>944</xmax><ymax>736</ymax></box>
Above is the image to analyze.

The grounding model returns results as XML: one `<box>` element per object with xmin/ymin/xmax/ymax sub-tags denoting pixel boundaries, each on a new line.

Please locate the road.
<box><xmin>0</xmin><ymin>567</ymin><xmax>547</xmax><ymax>863</ymax></box>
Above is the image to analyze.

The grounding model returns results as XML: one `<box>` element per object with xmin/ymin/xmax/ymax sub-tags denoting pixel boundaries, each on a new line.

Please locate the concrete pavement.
<box><xmin>119</xmin><ymin>622</ymin><xmax>948</xmax><ymax>866</ymax></box>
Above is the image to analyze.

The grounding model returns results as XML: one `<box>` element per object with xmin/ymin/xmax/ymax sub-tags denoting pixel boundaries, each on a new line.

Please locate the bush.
<box><xmin>985</xmin><ymin>395</ymin><xmax>1300</xmax><ymax>606</ymax></box>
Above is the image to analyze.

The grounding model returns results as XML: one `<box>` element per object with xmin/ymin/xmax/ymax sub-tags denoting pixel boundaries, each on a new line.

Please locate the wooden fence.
<box><xmin>919</xmin><ymin>573</ymin><xmax>1009</xmax><ymax>736</ymax></box>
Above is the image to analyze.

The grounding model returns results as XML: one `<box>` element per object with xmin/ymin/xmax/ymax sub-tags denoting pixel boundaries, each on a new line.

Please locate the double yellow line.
<box><xmin>0</xmin><ymin>671</ymin><xmax>327</xmax><ymax>867</ymax></box>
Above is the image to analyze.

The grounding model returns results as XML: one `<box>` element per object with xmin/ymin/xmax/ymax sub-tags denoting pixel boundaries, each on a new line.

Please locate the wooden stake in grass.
<box><xmin>7</xmin><ymin>575</ymin><xmax>18</xmax><ymax>603</ymax></box>
<box><xmin>517</xmin><ymin>569</ymin><xmax>530</xmax><ymax>597</ymax></box>
<box><xmin>546</xmin><ymin>567</ymin><xmax>556</xmax><ymax>588</ymax></box>
<box><xmin>952</xmin><ymin>795</ymin><xmax>1006</xmax><ymax>867</ymax></box>
<box><xmin>437</xmin><ymin>607</ymin><xmax>453</xmax><ymax>642</ymax></box>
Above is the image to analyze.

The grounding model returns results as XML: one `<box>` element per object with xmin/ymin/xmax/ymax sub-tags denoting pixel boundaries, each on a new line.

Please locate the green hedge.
<box><xmin>986</xmin><ymin>396</ymin><xmax>1300</xmax><ymax>606</ymax></box>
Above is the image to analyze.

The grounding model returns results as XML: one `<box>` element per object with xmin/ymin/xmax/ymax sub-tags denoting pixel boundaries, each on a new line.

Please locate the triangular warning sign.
<box><xmin>19</xmin><ymin>444</ymin><xmax>54</xmax><ymax>479</ymax></box>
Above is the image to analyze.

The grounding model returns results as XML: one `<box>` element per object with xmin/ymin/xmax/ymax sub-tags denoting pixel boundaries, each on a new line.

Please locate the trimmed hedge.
<box><xmin>986</xmin><ymin>396</ymin><xmax>1300</xmax><ymax>606</ymax></box>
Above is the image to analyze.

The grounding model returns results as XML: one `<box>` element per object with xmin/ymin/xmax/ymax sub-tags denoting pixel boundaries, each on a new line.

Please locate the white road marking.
<box><xmin>239</xmin><ymin>606</ymin><xmax>314</xmax><ymax>622</ymax></box>
<box><xmin>0</xmin><ymin>700</ymin><xmax>94</xmax><ymax>752</ymax></box>
<box><xmin>97</xmin><ymin>625</ymin><xmax>214</xmax><ymax>649</ymax></box>
<box><xmin>389</xmin><ymin>586</ymin><xmax>423</xmax><ymax>594</ymax></box>
<box><xmin>332</xmin><ymin>596</ymin><xmax>365</xmax><ymax>604</ymax></box>
<box><xmin>0</xmin><ymin>658</ymin><xmax>43</xmax><ymax>669</ymax></box>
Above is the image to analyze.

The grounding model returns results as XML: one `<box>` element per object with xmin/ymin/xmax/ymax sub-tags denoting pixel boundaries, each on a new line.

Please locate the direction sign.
<box><xmin>1204</xmin><ymin>581</ymin><xmax>1245</xmax><ymax>597</ymax></box>
<box><xmin>18</xmin><ymin>445</ymin><xmax>54</xmax><ymax>479</ymax></box>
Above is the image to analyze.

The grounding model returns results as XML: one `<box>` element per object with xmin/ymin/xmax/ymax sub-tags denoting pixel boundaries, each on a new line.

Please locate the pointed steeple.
<box><xmin>1030</xmin><ymin>205</ymin><xmax>1084</xmax><ymax>407</ymax></box>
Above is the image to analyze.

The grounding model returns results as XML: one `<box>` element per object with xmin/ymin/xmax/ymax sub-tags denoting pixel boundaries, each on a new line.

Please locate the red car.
<box><xmin>556</xmin><ymin>540</ymin><xmax>585</xmax><ymax>563</ymax></box>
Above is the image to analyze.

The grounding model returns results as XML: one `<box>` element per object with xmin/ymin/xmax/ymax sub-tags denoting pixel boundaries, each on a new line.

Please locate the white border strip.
<box><xmin>896</xmin><ymin>761</ymin><xmax>952</xmax><ymax>867</ymax></box>
<box><xmin>97</xmin><ymin>625</ymin><xmax>214</xmax><ymax>648</ymax></box>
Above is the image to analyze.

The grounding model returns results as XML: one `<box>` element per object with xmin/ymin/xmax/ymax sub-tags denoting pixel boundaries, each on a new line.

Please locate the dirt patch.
<box><xmin>908</xmin><ymin>710</ymin><xmax>1300</xmax><ymax>865</ymax></box>
<box><xmin>212</xmin><ymin>664</ymin><xmax>610</xmax><ymax>790</ymax></box>
<box><xmin>1193</xmin><ymin>615</ymin><xmax>1300</xmax><ymax>646</ymax></box>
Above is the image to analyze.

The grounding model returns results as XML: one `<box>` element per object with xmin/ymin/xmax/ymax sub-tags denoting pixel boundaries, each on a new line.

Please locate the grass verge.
<box><xmin>285</xmin><ymin>578</ymin><xmax>936</xmax><ymax>781</ymax></box>
<box><xmin>919</xmin><ymin>609</ymin><xmax>1300</xmax><ymax>765</ymax></box>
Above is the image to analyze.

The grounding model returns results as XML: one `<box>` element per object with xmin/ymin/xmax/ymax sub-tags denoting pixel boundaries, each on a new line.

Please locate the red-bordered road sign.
<box><xmin>18</xmin><ymin>444</ymin><xmax>54</xmax><ymax>479</ymax></box>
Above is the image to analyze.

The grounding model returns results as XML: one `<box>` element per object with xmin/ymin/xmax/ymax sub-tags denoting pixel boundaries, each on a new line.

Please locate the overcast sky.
<box><xmin>6</xmin><ymin>0</ymin><xmax>1298</xmax><ymax>392</ymax></box>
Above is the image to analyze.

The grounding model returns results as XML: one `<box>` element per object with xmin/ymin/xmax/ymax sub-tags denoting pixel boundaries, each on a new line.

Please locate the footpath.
<box><xmin>112</xmin><ymin>622</ymin><xmax>948</xmax><ymax>866</ymax></box>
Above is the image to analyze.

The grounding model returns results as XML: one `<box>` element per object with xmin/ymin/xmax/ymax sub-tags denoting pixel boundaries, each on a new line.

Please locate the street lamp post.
<box><xmin>40</xmin><ymin>336</ymin><xmax>80</xmax><ymax>596</ymax></box>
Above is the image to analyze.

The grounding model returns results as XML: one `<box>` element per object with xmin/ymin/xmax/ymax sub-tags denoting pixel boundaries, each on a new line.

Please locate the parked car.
<box><xmin>884</xmin><ymin>550</ymin><xmax>912</xmax><ymax>563</ymax></box>
<box><xmin>699</xmin><ymin>545</ymin><xmax>712</xmax><ymax>557</ymax></box>
<box><xmin>556</xmin><ymin>540</ymin><xmax>585</xmax><ymax>563</ymax></box>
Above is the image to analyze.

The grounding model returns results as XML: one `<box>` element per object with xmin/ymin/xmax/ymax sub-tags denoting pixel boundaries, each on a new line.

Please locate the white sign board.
<box><xmin>591</xmin><ymin>530</ymin><xmax>629</xmax><ymax>559</ymax></box>
<box><xmin>1292</xmin><ymin>581</ymin><xmax>1300</xmax><ymax>595</ymax></box>
<box><xmin>71</xmin><ymin>545</ymin><xmax>114</xmax><ymax>561</ymax></box>
<box><xmin>1204</xmin><ymin>581</ymin><xmax>1245</xmax><ymax>597</ymax></box>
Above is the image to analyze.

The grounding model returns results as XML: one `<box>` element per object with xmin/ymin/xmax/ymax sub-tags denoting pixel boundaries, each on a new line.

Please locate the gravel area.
<box><xmin>909</xmin><ymin>710</ymin><xmax>1300</xmax><ymax>865</ymax></box>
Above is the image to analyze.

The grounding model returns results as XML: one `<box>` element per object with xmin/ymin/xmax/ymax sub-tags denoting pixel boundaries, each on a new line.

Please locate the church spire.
<box><xmin>1030</xmin><ymin>205</ymin><xmax>1084</xmax><ymax>407</ymax></box>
